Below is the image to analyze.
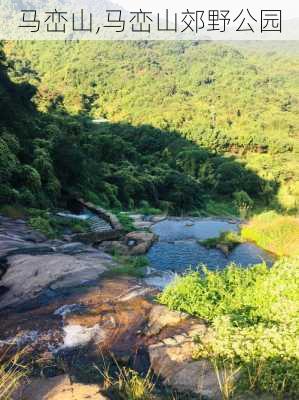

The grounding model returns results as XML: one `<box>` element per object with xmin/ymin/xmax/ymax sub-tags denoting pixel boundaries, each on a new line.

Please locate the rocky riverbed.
<box><xmin>0</xmin><ymin>214</ymin><xmax>276</xmax><ymax>400</ymax></box>
<box><xmin>0</xmin><ymin>214</ymin><xmax>223</xmax><ymax>400</ymax></box>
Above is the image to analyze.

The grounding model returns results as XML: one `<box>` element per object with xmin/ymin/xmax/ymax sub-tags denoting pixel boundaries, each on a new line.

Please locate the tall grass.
<box><xmin>95</xmin><ymin>356</ymin><xmax>155</xmax><ymax>400</ymax></box>
<box><xmin>0</xmin><ymin>349</ymin><xmax>27</xmax><ymax>400</ymax></box>
<box><xmin>241</xmin><ymin>211</ymin><xmax>299</xmax><ymax>256</ymax></box>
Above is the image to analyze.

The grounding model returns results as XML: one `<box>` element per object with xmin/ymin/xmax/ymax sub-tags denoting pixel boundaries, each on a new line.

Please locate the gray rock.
<box><xmin>146</xmin><ymin>304</ymin><xmax>190</xmax><ymax>336</ymax></box>
<box><xmin>0</xmin><ymin>251</ymin><xmax>115</xmax><ymax>309</ymax></box>
<box><xmin>148</xmin><ymin>320</ymin><xmax>220</xmax><ymax>399</ymax></box>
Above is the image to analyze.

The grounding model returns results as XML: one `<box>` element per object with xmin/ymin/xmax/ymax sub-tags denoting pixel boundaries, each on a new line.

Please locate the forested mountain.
<box><xmin>1</xmin><ymin>40</ymin><xmax>299</xmax><ymax>213</ymax></box>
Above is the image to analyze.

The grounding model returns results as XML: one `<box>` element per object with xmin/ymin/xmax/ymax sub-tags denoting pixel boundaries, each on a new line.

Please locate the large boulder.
<box><xmin>0</xmin><ymin>251</ymin><xmax>115</xmax><ymax>309</ymax></box>
<box><xmin>125</xmin><ymin>231</ymin><xmax>157</xmax><ymax>255</ymax></box>
<box><xmin>149</xmin><ymin>335</ymin><xmax>221</xmax><ymax>399</ymax></box>
<box><xmin>146</xmin><ymin>305</ymin><xmax>220</xmax><ymax>399</ymax></box>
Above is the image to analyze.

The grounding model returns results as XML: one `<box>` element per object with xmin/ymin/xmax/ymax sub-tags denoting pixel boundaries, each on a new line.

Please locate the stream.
<box><xmin>147</xmin><ymin>218</ymin><xmax>274</xmax><ymax>274</ymax></box>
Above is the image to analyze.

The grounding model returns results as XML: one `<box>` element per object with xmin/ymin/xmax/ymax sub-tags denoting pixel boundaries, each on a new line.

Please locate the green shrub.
<box><xmin>29</xmin><ymin>216</ymin><xmax>55</xmax><ymax>237</ymax></box>
<box><xmin>158</xmin><ymin>258</ymin><xmax>299</xmax><ymax>398</ymax></box>
<box><xmin>0</xmin><ymin>185</ymin><xmax>18</xmax><ymax>203</ymax></box>
<box><xmin>28</xmin><ymin>210</ymin><xmax>90</xmax><ymax>238</ymax></box>
<box><xmin>233</xmin><ymin>191</ymin><xmax>254</xmax><ymax>219</ymax></box>
<box><xmin>18</xmin><ymin>188</ymin><xmax>36</xmax><ymax>207</ymax></box>
<box><xmin>20</xmin><ymin>165</ymin><xmax>41</xmax><ymax>192</ymax></box>
<box><xmin>110</xmin><ymin>255</ymin><xmax>149</xmax><ymax>278</ymax></box>
<box><xmin>116</xmin><ymin>213</ymin><xmax>135</xmax><ymax>233</ymax></box>
<box><xmin>86</xmin><ymin>191</ymin><xmax>103</xmax><ymax>206</ymax></box>
<box><xmin>0</xmin><ymin>204</ymin><xmax>26</xmax><ymax>219</ymax></box>
<box><xmin>200</xmin><ymin>231</ymin><xmax>243</xmax><ymax>251</ymax></box>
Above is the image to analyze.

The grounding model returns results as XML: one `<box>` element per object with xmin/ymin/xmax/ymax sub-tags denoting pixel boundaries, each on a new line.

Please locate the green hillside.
<box><xmin>5</xmin><ymin>40</ymin><xmax>299</xmax><ymax>212</ymax></box>
<box><xmin>2</xmin><ymin>40</ymin><xmax>275</xmax><ymax>214</ymax></box>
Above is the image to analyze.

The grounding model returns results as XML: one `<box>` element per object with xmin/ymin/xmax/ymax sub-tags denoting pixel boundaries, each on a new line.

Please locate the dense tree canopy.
<box><xmin>1</xmin><ymin>40</ymin><xmax>298</xmax><ymax>213</ymax></box>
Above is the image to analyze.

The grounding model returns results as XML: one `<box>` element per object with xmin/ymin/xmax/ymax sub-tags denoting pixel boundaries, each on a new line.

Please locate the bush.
<box><xmin>28</xmin><ymin>216</ymin><xmax>55</xmax><ymax>238</ymax></box>
<box><xmin>0</xmin><ymin>137</ymin><xmax>18</xmax><ymax>184</ymax></box>
<box><xmin>158</xmin><ymin>258</ymin><xmax>299</xmax><ymax>398</ymax></box>
<box><xmin>28</xmin><ymin>210</ymin><xmax>90</xmax><ymax>238</ymax></box>
<box><xmin>20</xmin><ymin>165</ymin><xmax>41</xmax><ymax>192</ymax></box>
<box><xmin>109</xmin><ymin>255</ymin><xmax>149</xmax><ymax>278</ymax></box>
<box><xmin>233</xmin><ymin>191</ymin><xmax>254</xmax><ymax>209</ymax></box>
<box><xmin>200</xmin><ymin>231</ymin><xmax>243</xmax><ymax>251</ymax></box>
<box><xmin>18</xmin><ymin>188</ymin><xmax>36</xmax><ymax>207</ymax></box>
<box><xmin>233</xmin><ymin>191</ymin><xmax>254</xmax><ymax>219</ymax></box>
<box><xmin>0</xmin><ymin>185</ymin><xmax>18</xmax><ymax>203</ymax></box>
<box><xmin>0</xmin><ymin>204</ymin><xmax>26</xmax><ymax>219</ymax></box>
<box><xmin>116</xmin><ymin>212</ymin><xmax>135</xmax><ymax>233</ymax></box>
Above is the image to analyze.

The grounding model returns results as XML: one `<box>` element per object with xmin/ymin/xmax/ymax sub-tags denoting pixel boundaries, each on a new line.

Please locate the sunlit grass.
<box><xmin>0</xmin><ymin>349</ymin><xmax>28</xmax><ymax>400</ymax></box>
<box><xmin>241</xmin><ymin>211</ymin><xmax>299</xmax><ymax>256</ymax></box>
<box><xmin>95</xmin><ymin>356</ymin><xmax>155</xmax><ymax>400</ymax></box>
<box><xmin>158</xmin><ymin>257</ymin><xmax>299</xmax><ymax>398</ymax></box>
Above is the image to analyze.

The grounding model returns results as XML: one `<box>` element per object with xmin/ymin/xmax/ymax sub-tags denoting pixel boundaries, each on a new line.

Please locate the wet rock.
<box><xmin>0</xmin><ymin>218</ymin><xmax>48</xmax><ymax>259</ymax></box>
<box><xmin>129</xmin><ymin>213</ymin><xmax>153</xmax><ymax>230</ymax></box>
<box><xmin>185</xmin><ymin>221</ymin><xmax>194</xmax><ymax>227</ymax></box>
<box><xmin>72</xmin><ymin>229</ymin><xmax>122</xmax><ymax>245</ymax></box>
<box><xmin>54</xmin><ymin>304</ymin><xmax>87</xmax><ymax>318</ymax></box>
<box><xmin>144</xmin><ymin>269</ymin><xmax>177</xmax><ymax>290</ymax></box>
<box><xmin>0</xmin><ymin>285</ymin><xmax>8</xmax><ymax>296</ymax></box>
<box><xmin>216</xmin><ymin>243</ymin><xmax>230</xmax><ymax>256</ymax></box>
<box><xmin>0</xmin><ymin>270</ymin><xmax>219</xmax><ymax>398</ymax></box>
<box><xmin>100</xmin><ymin>231</ymin><xmax>157</xmax><ymax>256</ymax></box>
<box><xmin>0</xmin><ymin>329</ymin><xmax>39</xmax><ymax>347</ymax></box>
<box><xmin>146</xmin><ymin>305</ymin><xmax>190</xmax><ymax>336</ymax></box>
<box><xmin>13</xmin><ymin>375</ymin><xmax>109</xmax><ymax>400</ymax></box>
<box><xmin>77</xmin><ymin>199</ymin><xmax>122</xmax><ymax>230</ymax></box>
<box><xmin>118</xmin><ymin>285</ymin><xmax>154</xmax><ymax>302</ymax></box>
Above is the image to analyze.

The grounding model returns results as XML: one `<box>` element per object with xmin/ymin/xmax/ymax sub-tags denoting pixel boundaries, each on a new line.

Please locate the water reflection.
<box><xmin>148</xmin><ymin>218</ymin><xmax>274</xmax><ymax>273</ymax></box>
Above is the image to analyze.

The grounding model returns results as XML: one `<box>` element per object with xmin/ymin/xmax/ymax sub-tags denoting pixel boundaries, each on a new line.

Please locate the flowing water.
<box><xmin>147</xmin><ymin>218</ymin><xmax>274</xmax><ymax>273</ymax></box>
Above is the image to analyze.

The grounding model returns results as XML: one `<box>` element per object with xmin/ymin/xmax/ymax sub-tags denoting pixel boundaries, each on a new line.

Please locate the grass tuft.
<box><xmin>0</xmin><ymin>349</ymin><xmax>28</xmax><ymax>400</ymax></box>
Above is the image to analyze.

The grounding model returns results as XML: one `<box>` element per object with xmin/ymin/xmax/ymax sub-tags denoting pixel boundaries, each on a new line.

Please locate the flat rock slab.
<box><xmin>13</xmin><ymin>375</ymin><xmax>108</xmax><ymax>400</ymax></box>
<box><xmin>0</xmin><ymin>215</ymin><xmax>222</xmax><ymax>399</ymax></box>
<box><xmin>0</xmin><ymin>251</ymin><xmax>115</xmax><ymax>309</ymax></box>
<box><xmin>1</xmin><ymin>277</ymin><xmax>219</xmax><ymax>399</ymax></box>
<box><xmin>0</xmin><ymin>217</ymin><xmax>47</xmax><ymax>259</ymax></box>
<box><xmin>0</xmin><ymin>215</ymin><xmax>119</xmax><ymax>309</ymax></box>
